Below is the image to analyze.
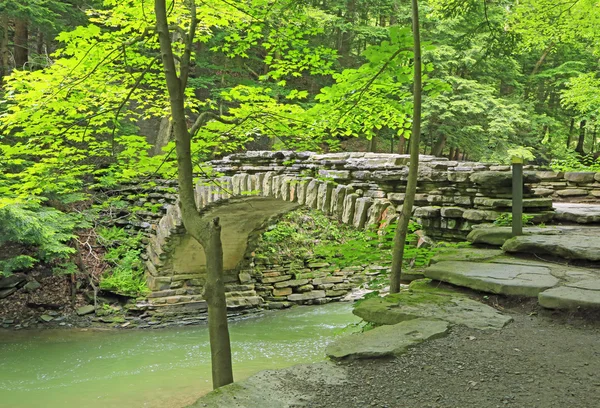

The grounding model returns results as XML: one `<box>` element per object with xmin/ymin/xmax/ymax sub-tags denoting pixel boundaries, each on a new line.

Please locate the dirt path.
<box><xmin>286</xmin><ymin>310</ymin><xmax>600</xmax><ymax>408</ymax></box>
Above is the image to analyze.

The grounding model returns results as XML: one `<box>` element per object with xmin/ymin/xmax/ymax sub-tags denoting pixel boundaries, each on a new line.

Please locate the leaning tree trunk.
<box><xmin>390</xmin><ymin>0</ymin><xmax>422</xmax><ymax>293</ymax></box>
<box><xmin>154</xmin><ymin>0</ymin><xmax>233</xmax><ymax>389</ymax></box>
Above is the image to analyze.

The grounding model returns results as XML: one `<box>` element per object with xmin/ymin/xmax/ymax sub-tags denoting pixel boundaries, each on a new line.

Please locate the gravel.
<box><xmin>288</xmin><ymin>310</ymin><xmax>600</xmax><ymax>408</ymax></box>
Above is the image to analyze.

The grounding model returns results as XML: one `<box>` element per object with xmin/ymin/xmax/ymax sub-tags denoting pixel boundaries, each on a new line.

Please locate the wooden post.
<box><xmin>512</xmin><ymin>157</ymin><xmax>524</xmax><ymax>236</ymax></box>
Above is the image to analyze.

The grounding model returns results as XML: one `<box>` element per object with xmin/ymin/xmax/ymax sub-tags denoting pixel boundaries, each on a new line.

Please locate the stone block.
<box><xmin>556</xmin><ymin>189</ymin><xmax>589</xmax><ymax>197</ymax></box>
<box><xmin>305</xmin><ymin>179</ymin><xmax>319</xmax><ymax>208</ymax></box>
<box><xmin>239</xmin><ymin>272</ymin><xmax>252</xmax><ymax>283</ymax></box>
<box><xmin>440</xmin><ymin>207</ymin><xmax>465</xmax><ymax>218</ymax></box>
<box><xmin>325</xmin><ymin>289</ymin><xmax>348</xmax><ymax>297</ymax></box>
<box><xmin>318</xmin><ymin>170</ymin><xmax>350</xmax><ymax>180</ymax></box>
<box><xmin>564</xmin><ymin>172</ymin><xmax>596</xmax><ymax>183</ymax></box>
<box><xmin>274</xmin><ymin>279</ymin><xmax>310</xmax><ymax>288</ymax></box>
<box><xmin>387</xmin><ymin>192</ymin><xmax>406</xmax><ymax>202</ymax></box>
<box><xmin>287</xmin><ymin>290</ymin><xmax>326</xmax><ymax>301</ymax></box>
<box><xmin>262</xmin><ymin>172</ymin><xmax>274</xmax><ymax>196</ymax></box>
<box><xmin>331</xmin><ymin>185</ymin><xmax>347</xmax><ymax>221</ymax></box>
<box><xmin>272</xmin><ymin>287</ymin><xmax>292</xmax><ymax>296</ymax></box>
<box><xmin>462</xmin><ymin>209</ymin><xmax>500</xmax><ymax>221</ymax></box>
<box><xmin>295</xmin><ymin>179</ymin><xmax>310</xmax><ymax>205</ymax></box>
<box><xmin>317</xmin><ymin>182</ymin><xmax>334</xmax><ymax>214</ymax></box>
<box><xmin>469</xmin><ymin>171</ymin><xmax>512</xmax><ymax>187</ymax></box>
<box><xmin>366</xmin><ymin>199</ymin><xmax>390</xmax><ymax>228</ymax></box>
<box><xmin>414</xmin><ymin>206</ymin><xmax>441</xmax><ymax>218</ymax></box>
<box><xmin>341</xmin><ymin>193</ymin><xmax>359</xmax><ymax>224</ymax></box>
<box><xmin>296</xmin><ymin>284</ymin><xmax>314</xmax><ymax>292</ymax></box>
<box><xmin>353</xmin><ymin>197</ymin><xmax>373</xmax><ymax>228</ymax></box>
<box><xmin>147</xmin><ymin>276</ymin><xmax>172</xmax><ymax>291</ymax></box>
<box><xmin>313</xmin><ymin>276</ymin><xmax>345</xmax><ymax>285</ymax></box>
<box><xmin>261</xmin><ymin>275</ymin><xmax>292</xmax><ymax>284</ymax></box>
<box><xmin>536</xmin><ymin>171</ymin><xmax>563</xmax><ymax>180</ymax></box>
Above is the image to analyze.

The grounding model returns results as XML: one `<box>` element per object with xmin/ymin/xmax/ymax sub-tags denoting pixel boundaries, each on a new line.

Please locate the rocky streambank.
<box><xmin>191</xmin><ymin>282</ymin><xmax>600</xmax><ymax>408</ymax></box>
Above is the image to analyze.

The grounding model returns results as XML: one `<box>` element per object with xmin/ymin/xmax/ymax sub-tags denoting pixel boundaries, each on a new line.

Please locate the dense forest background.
<box><xmin>0</xmin><ymin>0</ymin><xmax>599</xmax><ymax>290</ymax></box>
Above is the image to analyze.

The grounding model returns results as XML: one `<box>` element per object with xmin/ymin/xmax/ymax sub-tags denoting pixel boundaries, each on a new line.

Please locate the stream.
<box><xmin>0</xmin><ymin>302</ymin><xmax>360</xmax><ymax>408</ymax></box>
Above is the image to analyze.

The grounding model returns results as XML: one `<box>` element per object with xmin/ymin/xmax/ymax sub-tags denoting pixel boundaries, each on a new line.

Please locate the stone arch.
<box><xmin>144</xmin><ymin>172</ymin><xmax>396</xmax><ymax>305</ymax></box>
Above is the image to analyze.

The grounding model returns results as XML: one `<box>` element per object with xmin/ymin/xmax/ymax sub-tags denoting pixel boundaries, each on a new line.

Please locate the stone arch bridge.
<box><xmin>140</xmin><ymin>151</ymin><xmax>598</xmax><ymax>314</ymax></box>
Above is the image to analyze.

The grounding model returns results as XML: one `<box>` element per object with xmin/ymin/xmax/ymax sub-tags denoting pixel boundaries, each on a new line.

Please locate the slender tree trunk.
<box><xmin>204</xmin><ymin>217</ymin><xmax>233</xmax><ymax>388</ymax></box>
<box><xmin>0</xmin><ymin>14</ymin><xmax>9</xmax><ymax>85</ymax></box>
<box><xmin>367</xmin><ymin>134</ymin><xmax>377</xmax><ymax>152</ymax></box>
<box><xmin>453</xmin><ymin>148</ymin><xmax>460</xmax><ymax>161</ymax></box>
<box><xmin>154</xmin><ymin>0</ymin><xmax>233</xmax><ymax>389</ymax></box>
<box><xmin>531</xmin><ymin>43</ymin><xmax>553</xmax><ymax>76</ymax></box>
<box><xmin>567</xmin><ymin>118</ymin><xmax>575</xmax><ymax>148</ymax></box>
<box><xmin>431</xmin><ymin>133</ymin><xmax>446</xmax><ymax>157</ymax></box>
<box><xmin>397</xmin><ymin>134</ymin><xmax>406</xmax><ymax>154</ymax></box>
<box><xmin>14</xmin><ymin>19</ymin><xmax>28</xmax><ymax>69</ymax></box>
<box><xmin>390</xmin><ymin>0</ymin><xmax>421</xmax><ymax>293</ymax></box>
<box><xmin>575</xmin><ymin>120</ymin><xmax>586</xmax><ymax>155</ymax></box>
<box><xmin>448</xmin><ymin>146</ymin><xmax>455</xmax><ymax>160</ymax></box>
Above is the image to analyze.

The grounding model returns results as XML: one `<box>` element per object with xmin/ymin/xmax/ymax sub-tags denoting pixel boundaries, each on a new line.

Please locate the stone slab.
<box><xmin>554</xmin><ymin>203</ymin><xmax>600</xmax><ymax>224</ymax></box>
<box><xmin>467</xmin><ymin>226</ymin><xmax>562</xmax><ymax>246</ymax></box>
<box><xmin>353</xmin><ymin>287</ymin><xmax>512</xmax><ymax>331</ymax></box>
<box><xmin>425</xmin><ymin>261</ymin><xmax>559</xmax><ymax>297</ymax></box>
<box><xmin>430</xmin><ymin>248</ymin><xmax>503</xmax><ymax>264</ymax></box>
<box><xmin>538</xmin><ymin>280</ymin><xmax>600</xmax><ymax>310</ymax></box>
<box><xmin>188</xmin><ymin>362</ymin><xmax>346</xmax><ymax>408</ymax></box>
<box><xmin>326</xmin><ymin>318</ymin><xmax>449</xmax><ymax>360</ymax></box>
<box><xmin>502</xmin><ymin>235</ymin><xmax>600</xmax><ymax>261</ymax></box>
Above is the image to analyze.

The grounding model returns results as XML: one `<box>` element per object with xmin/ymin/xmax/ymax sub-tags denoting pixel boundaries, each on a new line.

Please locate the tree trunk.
<box><xmin>431</xmin><ymin>133</ymin><xmax>445</xmax><ymax>157</ymax></box>
<box><xmin>0</xmin><ymin>14</ymin><xmax>9</xmax><ymax>84</ymax></box>
<box><xmin>448</xmin><ymin>146</ymin><xmax>455</xmax><ymax>160</ymax></box>
<box><xmin>575</xmin><ymin>120</ymin><xmax>586</xmax><ymax>155</ymax></box>
<box><xmin>154</xmin><ymin>0</ymin><xmax>233</xmax><ymax>389</ymax></box>
<box><xmin>204</xmin><ymin>217</ymin><xmax>234</xmax><ymax>388</ymax></box>
<box><xmin>390</xmin><ymin>0</ymin><xmax>421</xmax><ymax>293</ymax></box>
<box><xmin>367</xmin><ymin>135</ymin><xmax>377</xmax><ymax>152</ymax></box>
<box><xmin>14</xmin><ymin>19</ymin><xmax>28</xmax><ymax>69</ymax></box>
<box><xmin>397</xmin><ymin>134</ymin><xmax>406</xmax><ymax>154</ymax></box>
<box><xmin>566</xmin><ymin>118</ymin><xmax>575</xmax><ymax>148</ymax></box>
<box><xmin>453</xmin><ymin>148</ymin><xmax>460</xmax><ymax>161</ymax></box>
<box><xmin>151</xmin><ymin>116</ymin><xmax>172</xmax><ymax>156</ymax></box>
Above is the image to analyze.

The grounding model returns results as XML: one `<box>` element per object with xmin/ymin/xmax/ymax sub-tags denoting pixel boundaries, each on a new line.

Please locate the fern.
<box><xmin>0</xmin><ymin>204</ymin><xmax>77</xmax><ymax>276</ymax></box>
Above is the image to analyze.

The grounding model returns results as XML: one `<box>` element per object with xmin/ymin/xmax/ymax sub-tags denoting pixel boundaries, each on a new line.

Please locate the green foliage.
<box><xmin>97</xmin><ymin>226</ymin><xmax>148</xmax><ymax>297</ymax></box>
<box><xmin>0</xmin><ymin>204</ymin><xmax>77</xmax><ymax>276</ymax></box>
<box><xmin>507</xmin><ymin>147</ymin><xmax>536</xmax><ymax>162</ymax></box>
<box><xmin>493</xmin><ymin>213</ymin><xmax>534</xmax><ymax>227</ymax></box>
<box><xmin>258</xmin><ymin>209</ymin><xmax>434</xmax><ymax>271</ymax></box>
<box><xmin>550</xmin><ymin>153</ymin><xmax>600</xmax><ymax>173</ymax></box>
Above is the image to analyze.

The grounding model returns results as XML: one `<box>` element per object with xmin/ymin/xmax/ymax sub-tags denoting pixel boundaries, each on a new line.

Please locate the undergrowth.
<box><xmin>257</xmin><ymin>208</ymin><xmax>439</xmax><ymax>271</ymax></box>
<box><xmin>96</xmin><ymin>226</ymin><xmax>148</xmax><ymax>297</ymax></box>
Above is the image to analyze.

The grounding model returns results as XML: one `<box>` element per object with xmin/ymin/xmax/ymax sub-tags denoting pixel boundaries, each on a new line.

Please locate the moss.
<box><xmin>383</xmin><ymin>289</ymin><xmax>454</xmax><ymax>307</ymax></box>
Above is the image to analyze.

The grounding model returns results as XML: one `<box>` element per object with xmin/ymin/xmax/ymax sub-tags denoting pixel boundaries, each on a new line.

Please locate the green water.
<box><xmin>0</xmin><ymin>303</ymin><xmax>359</xmax><ymax>408</ymax></box>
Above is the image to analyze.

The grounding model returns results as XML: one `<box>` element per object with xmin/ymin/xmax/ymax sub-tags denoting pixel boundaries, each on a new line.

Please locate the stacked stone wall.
<box><xmin>113</xmin><ymin>151</ymin><xmax>600</xmax><ymax>318</ymax></box>
<box><xmin>529</xmin><ymin>171</ymin><xmax>600</xmax><ymax>202</ymax></box>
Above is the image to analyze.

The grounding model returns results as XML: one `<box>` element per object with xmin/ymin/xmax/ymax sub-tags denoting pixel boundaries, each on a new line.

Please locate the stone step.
<box><xmin>502</xmin><ymin>234</ymin><xmax>600</xmax><ymax>262</ymax></box>
<box><xmin>424</xmin><ymin>260</ymin><xmax>559</xmax><ymax>297</ymax></box>
<box><xmin>538</xmin><ymin>280</ymin><xmax>600</xmax><ymax>310</ymax></box>
<box><xmin>553</xmin><ymin>203</ymin><xmax>600</xmax><ymax>224</ymax></box>
<box><xmin>424</xmin><ymin>257</ymin><xmax>600</xmax><ymax>310</ymax></box>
